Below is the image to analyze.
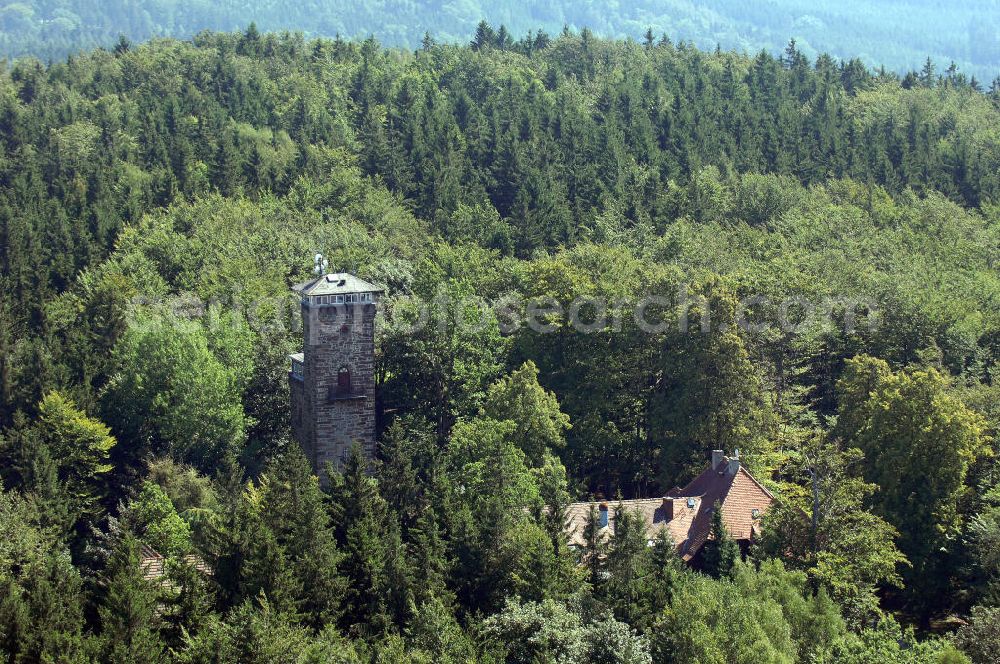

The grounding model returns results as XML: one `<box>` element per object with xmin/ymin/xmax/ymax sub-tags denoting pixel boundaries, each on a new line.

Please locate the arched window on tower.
<box><xmin>337</xmin><ymin>366</ymin><xmax>351</xmax><ymax>395</ymax></box>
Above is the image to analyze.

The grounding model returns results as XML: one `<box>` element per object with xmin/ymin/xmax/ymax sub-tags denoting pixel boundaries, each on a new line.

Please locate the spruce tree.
<box><xmin>333</xmin><ymin>445</ymin><xmax>393</xmax><ymax>633</ymax></box>
<box><xmin>409</xmin><ymin>506</ymin><xmax>452</xmax><ymax>606</ymax></box>
<box><xmin>701</xmin><ymin>502</ymin><xmax>739</xmax><ymax>578</ymax></box>
<box><xmin>0</xmin><ymin>551</ymin><xmax>92</xmax><ymax>663</ymax></box>
<box><xmin>162</xmin><ymin>556</ymin><xmax>216</xmax><ymax>650</ymax></box>
<box><xmin>260</xmin><ymin>448</ymin><xmax>345</xmax><ymax>628</ymax></box>
<box><xmin>647</xmin><ymin>531</ymin><xmax>680</xmax><ymax>615</ymax></box>
<box><xmin>99</xmin><ymin>534</ymin><xmax>166</xmax><ymax>663</ymax></box>
<box><xmin>207</xmin><ymin>473</ymin><xmax>301</xmax><ymax>617</ymax></box>
<box><xmin>471</xmin><ymin>21</ymin><xmax>496</xmax><ymax>51</ymax></box>
<box><xmin>496</xmin><ymin>25</ymin><xmax>511</xmax><ymax>50</ymax></box>
<box><xmin>582</xmin><ymin>504</ymin><xmax>607</xmax><ymax>591</ymax></box>
<box><xmin>604</xmin><ymin>505</ymin><xmax>653</xmax><ymax>624</ymax></box>
<box><xmin>383</xmin><ymin>517</ymin><xmax>416</xmax><ymax>628</ymax></box>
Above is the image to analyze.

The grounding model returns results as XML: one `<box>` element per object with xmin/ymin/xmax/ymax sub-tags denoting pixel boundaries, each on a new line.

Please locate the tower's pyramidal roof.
<box><xmin>293</xmin><ymin>273</ymin><xmax>384</xmax><ymax>297</ymax></box>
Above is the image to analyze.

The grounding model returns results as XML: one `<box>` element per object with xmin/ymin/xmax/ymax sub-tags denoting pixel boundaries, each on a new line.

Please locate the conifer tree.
<box><xmin>647</xmin><ymin>531</ymin><xmax>680</xmax><ymax>616</ymax></box>
<box><xmin>0</xmin><ymin>551</ymin><xmax>92</xmax><ymax>663</ymax></box>
<box><xmin>409</xmin><ymin>506</ymin><xmax>451</xmax><ymax>606</ymax></box>
<box><xmin>471</xmin><ymin>21</ymin><xmax>496</xmax><ymax>51</ymax></box>
<box><xmin>604</xmin><ymin>505</ymin><xmax>653</xmax><ymax>624</ymax></box>
<box><xmin>377</xmin><ymin>418</ymin><xmax>425</xmax><ymax>527</ymax></box>
<box><xmin>260</xmin><ymin>447</ymin><xmax>346</xmax><ymax>628</ymax></box>
<box><xmin>208</xmin><ymin>476</ymin><xmax>301</xmax><ymax>617</ymax></box>
<box><xmin>582</xmin><ymin>504</ymin><xmax>607</xmax><ymax>590</ymax></box>
<box><xmin>333</xmin><ymin>445</ymin><xmax>393</xmax><ymax>633</ymax></box>
<box><xmin>99</xmin><ymin>533</ymin><xmax>166</xmax><ymax>663</ymax></box>
<box><xmin>496</xmin><ymin>25</ymin><xmax>511</xmax><ymax>50</ymax></box>
<box><xmin>701</xmin><ymin>501</ymin><xmax>740</xmax><ymax>578</ymax></box>
<box><xmin>920</xmin><ymin>57</ymin><xmax>937</xmax><ymax>87</ymax></box>
<box><xmin>162</xmin><ymin>556</ymin><xmax>216</xmax><ymax>650</ymax></box>
<box><xmin>383</xmin><ymin>517</ymin><xmax>416</xmax><ymax>628</ymax></box>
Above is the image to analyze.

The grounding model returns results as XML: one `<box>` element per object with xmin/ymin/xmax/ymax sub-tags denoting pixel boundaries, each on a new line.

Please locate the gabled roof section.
<box><xmin>292</xmin><ymin>273</ymin><xmax>384</xmax><ymax>297</ymax></box>
<box><xmin>560</xmin><ymin>454</ymin><xmax>773</xmax><ymax>562</ymax></box>
<box><xmin>139</xmin><ymin>544</ymin><xmax>212</xmax><ymax>585</ymax></box>
<box><xmin>668</xmin><ymin>460</ymin><xmax>774</xmax><ymax>559</ymax></box>
<box><xmin>563</xmin><ymin>497</ymin><xmax>702</xmax><ymax>551</ymax></box>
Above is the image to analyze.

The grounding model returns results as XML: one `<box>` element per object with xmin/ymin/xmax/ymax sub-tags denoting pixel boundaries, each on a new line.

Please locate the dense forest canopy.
<box><xmin>2</xmin><ymin>1</ymin><xmax>1000</xmax><ymax>81</ymax></box>
<box><xmin>0</xmin><ymin>22</ymin><xmax>999</xmax><ymax>663</ymax></box>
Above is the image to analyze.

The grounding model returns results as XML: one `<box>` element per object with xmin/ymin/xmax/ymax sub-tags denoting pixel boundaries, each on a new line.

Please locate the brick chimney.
<box><xmin>662</xmin><ymin>497</ymin><xmax>675</xmax><ymax>521</ymax></box>
<box><xmin>712</xmin><ymin>449</ymin><xmax>725</xmax><ymax>471</ymax></box>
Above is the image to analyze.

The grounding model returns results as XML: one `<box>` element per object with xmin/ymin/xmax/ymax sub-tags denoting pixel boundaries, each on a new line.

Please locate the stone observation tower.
<box><xmin>289</xmin><ymin>255</ymin><xmax>382</xmax><ymax>475</ymax></box>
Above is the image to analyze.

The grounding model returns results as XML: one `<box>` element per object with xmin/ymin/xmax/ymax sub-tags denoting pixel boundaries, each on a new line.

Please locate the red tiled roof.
<box><xmin>563</xmin><ymin>496</ymin><xmax>702</xmax><ymax>550</ymax></box>
<box><xmin>562</xmin><ymin>454</ymin><xmax>773</xmax><ymax>561</ymax></box>
<box><xmin>669</xmin><ymin>459</ymin><xmax>773</xmax><ymax>560</ymax></box>
<box><xmin>140</xmin><ymin>544</ymin><xmax>166</xmax><ymax>581</ymax></box>
<box><xmin>139</xmin><ymin>544</ymin><xmax>212</xmax><ymax>585</ymax></box>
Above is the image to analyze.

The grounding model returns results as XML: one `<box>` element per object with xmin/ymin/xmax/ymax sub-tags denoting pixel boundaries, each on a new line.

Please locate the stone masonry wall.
<box><xmin>295</xmin><ymin>300</ymin><xmax>377</xmax><ymax>475</ymax></box>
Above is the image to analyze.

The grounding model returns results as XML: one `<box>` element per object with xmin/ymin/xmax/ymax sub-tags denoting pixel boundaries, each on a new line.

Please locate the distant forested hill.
<box><xmin>2</xmin><ymin>0</ymin><xmax>999</xmax><ymax>81</ymax></box>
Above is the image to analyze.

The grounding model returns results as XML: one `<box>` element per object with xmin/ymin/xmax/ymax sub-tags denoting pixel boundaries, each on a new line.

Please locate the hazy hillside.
<box><xmin>2</xmin><ymin>0</ymin><xmax>1000</xmax><ymax>80</ymax></box>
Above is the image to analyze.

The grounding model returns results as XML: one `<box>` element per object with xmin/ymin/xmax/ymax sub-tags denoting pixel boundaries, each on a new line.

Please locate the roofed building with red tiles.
<box><xmin>563</xmin><ymin>450</ymin><xmax>773</xmax><ymax>562</ymax></box>
<box><xmin>139</xmin><ymin>544</ymin><xmax>212</xmax><ymax>587</ymax></box>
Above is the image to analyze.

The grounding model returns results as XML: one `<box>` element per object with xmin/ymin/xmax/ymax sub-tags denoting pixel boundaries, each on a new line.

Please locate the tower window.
<box><xmin>338</xmin><ymin>366</ymin><xmax>351</xmax><ymax>393</ymax></box>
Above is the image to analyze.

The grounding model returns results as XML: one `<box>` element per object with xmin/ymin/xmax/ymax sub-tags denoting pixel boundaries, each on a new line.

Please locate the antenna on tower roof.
<box><xmin>313</xmin><ymin>253</ymin><xmax>329</xmax><ymax>276</ymax></box>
